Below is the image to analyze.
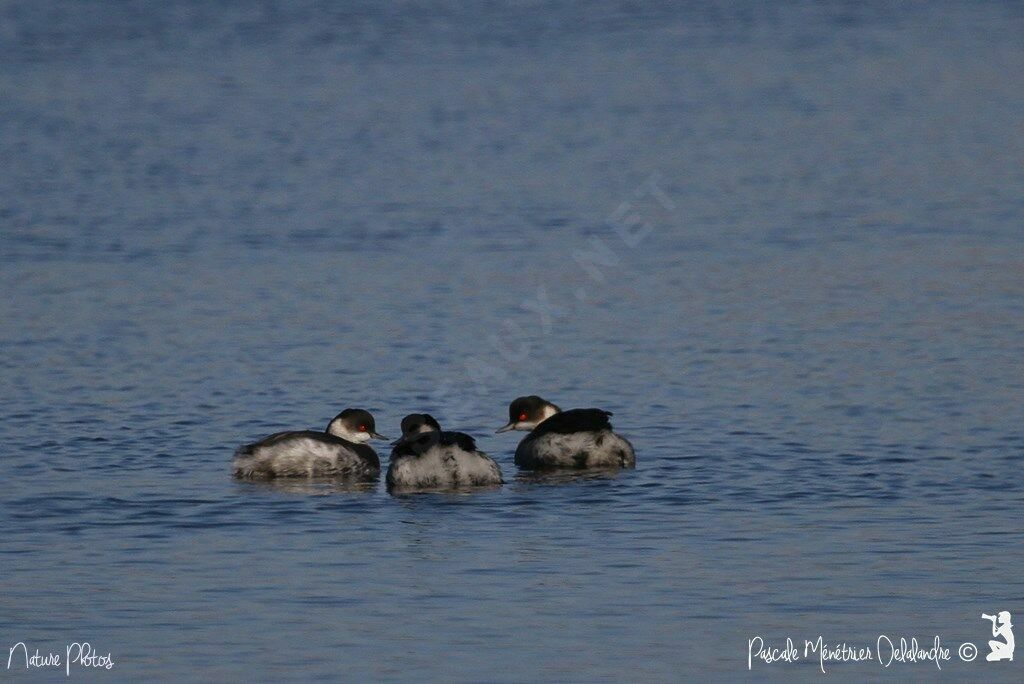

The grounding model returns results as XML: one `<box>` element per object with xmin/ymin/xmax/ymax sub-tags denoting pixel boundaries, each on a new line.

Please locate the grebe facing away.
<box><xmin>496</xmin><ymin>395</ymin><xmax>636</xmax><ymax>470</ymax></box>
<box><xmin>233</xmin><ymin>408</ymin><xmax>388</xmax><ymax>480</ymax></box>
<box><xmin>386</xmin><ymin>414</ymin><xmax>503</xmax><ymax>490</ymax></box>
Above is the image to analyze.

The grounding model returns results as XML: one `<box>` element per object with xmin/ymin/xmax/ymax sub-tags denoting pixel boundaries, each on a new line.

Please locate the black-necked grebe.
<box><xmin>386</xmin><ymin>414</ymin><xmax>503</xmax><ymax>490</ymax></box>
<box><xmin>233</xmin><ymin>408</ymin><xmax>387</xmax><ymax>480</ymax></box>
<box><xmin>496</xmin><ymin>395</ymin><xmax>636</xmax><ymax>469</ymax></box>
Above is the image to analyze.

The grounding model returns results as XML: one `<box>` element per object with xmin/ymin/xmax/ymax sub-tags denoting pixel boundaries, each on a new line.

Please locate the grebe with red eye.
<box><xmin>386</xmin><ymin>414</ymin><xmax>503</xmax><ymax>491</ymax></box>
<box><xmin>233</xmin><ymin>408</ymin><xmax>389</xmax><ymax>479</ymax></box>
<box><xmin>496</xmin><ymin>395</ymin><xmax>636</xmax><ymax>470</ymax></box>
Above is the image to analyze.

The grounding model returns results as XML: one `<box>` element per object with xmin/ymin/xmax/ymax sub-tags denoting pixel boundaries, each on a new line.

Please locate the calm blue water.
<box><xmin>2</xmin><ymin>1</ymin><xmax>1023</xmax><ymax>680</ymax></box>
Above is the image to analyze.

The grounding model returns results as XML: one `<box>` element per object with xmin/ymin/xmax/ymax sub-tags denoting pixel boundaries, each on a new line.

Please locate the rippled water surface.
<box><xmin>2</xmin><ymin>1</ymin><xmax>1023</xmax><ymax>680</ymax></box>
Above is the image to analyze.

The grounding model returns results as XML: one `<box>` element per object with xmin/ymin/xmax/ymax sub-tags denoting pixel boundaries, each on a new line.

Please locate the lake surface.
<box><xmin>2</xmin><ymin>1</ymin><xmax>1022</xmax><ymax>680</ymax></box>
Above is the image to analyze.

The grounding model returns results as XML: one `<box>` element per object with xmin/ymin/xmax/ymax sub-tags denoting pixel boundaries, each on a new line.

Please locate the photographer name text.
<box><xmin>748</xmin><ymin>635</ymin><xmax>954</xmax><ymax>673</ymax></box>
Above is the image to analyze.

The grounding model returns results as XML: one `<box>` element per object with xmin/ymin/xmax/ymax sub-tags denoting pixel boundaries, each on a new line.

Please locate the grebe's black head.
<box><xmin>397</xmin><ymin>413</ymin><xmax>441</xmax><ymax>440</ymax></box>
<box><xmin>496</xmin><ymin>395</ymin><xmax>561</xmax><ymax>433</ymax></box>
<box><xmin>391</xmin><ymin>413</ymin><xmax>442</xmax><ymax>454</ymax></box>
<box><xmin>326</xmin><ymin>408</ymin><xmax>389</xmax><ymax>442</ymax></box>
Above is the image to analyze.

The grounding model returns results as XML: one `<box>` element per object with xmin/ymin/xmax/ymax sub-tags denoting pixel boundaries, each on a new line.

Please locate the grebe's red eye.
<box><xmin>358</xmin><ymin>425</ymin><xmax>367</xmax><ymax>432</ymax></box>
<box><xmin>518</xmin><ymin>412</ymin><xmax>528</xmax><ymax>422</ymax></box>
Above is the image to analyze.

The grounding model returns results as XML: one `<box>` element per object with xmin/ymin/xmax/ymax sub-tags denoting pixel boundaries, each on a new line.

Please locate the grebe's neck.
<box><xmin>537</xmin><ymin>402</ymin><xmax>561</xmax><ymax>424</ymax></box>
